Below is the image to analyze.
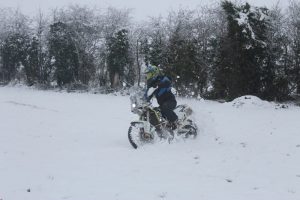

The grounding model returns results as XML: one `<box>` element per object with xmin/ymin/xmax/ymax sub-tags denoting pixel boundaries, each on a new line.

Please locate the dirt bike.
<box><xmin>128</xmin><ymin>88</ymin><xmax>197</xmax><ymax>149</ymax></box>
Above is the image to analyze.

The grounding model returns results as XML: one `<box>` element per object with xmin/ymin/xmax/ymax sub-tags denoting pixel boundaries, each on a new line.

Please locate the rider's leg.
<box><xmin>160</xmin><ymin>100</ymin><xmax>178</xmax><ymax>129</ymax></box>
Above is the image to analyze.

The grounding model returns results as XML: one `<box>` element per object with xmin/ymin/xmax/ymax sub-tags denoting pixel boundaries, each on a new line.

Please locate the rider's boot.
<box><xmin>155</xmin><ymin>125</ymin><xmax>164</xmax><ymax>138</ymax></box>
<box><xmin>167</xmin><ymin>119</ymin><xmax>178</xmax><ymax>130</ymax></box>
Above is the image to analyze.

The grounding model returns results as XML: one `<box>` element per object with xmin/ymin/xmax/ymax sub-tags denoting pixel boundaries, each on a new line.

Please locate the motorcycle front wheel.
<box><xmin>128</xmin><ymin>122</ymin><xmax>156</xmax><ymax>149</ymax></box>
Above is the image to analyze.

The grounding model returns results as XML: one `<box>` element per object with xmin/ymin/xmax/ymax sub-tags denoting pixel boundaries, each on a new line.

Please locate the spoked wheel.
<box><xmin>128</xmin><ymin>122</ymin><xmax>156</xmax><ymax>149</ymax></box>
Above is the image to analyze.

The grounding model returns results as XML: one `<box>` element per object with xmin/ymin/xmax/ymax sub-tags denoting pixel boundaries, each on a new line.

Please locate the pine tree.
<box><xmin>24</xmin><ymin>37</ymin><xmax>39</xmax><ymax>85</ymax></box>
<box><xmin>0</xmin><ymin>33</ymin><xmax>30</xmax><ymax>83</ymax></box>
<box><xmin>48</xmin><ymin>22</ymin><xmax>79</xmax><ymax>87</ymax></box>
<box><xmin>167</xmin><ymin>27</ymin><xmax>202</xmax><ymax>96</ymax></box>
<box><xmin>288</xmin><ymin>1</ymin><xmax>300</xmax><ymax>94</ymax></box>
<box><xmin>106</xmin><ymin>29</ymin><xmax>133</xmax><ymax>88</ymax></box>
<box><xmin>262</xmin><ymin>6</ymin><xmax>290</xmax><ymax>100</ymax></box>
<box><xmin>213</xmin><ymin>1</ymin><xmax>269</xmax><ymax>100</ymax></box>
<box><xmin>145</xmin><ymin>17</ymin><xmax>168</xmax><ymax>67</ymax></box>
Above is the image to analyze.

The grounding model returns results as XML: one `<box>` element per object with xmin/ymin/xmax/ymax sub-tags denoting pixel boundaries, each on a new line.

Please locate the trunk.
<box><xmin>112</xmin><ymin>72</ymin><xmax>120</xmax><ymax>88</ymax></box>
<box><xmin>136</xmin><ymin>40</ymin><xmax>141</xmax><ymax>86</ymax></box>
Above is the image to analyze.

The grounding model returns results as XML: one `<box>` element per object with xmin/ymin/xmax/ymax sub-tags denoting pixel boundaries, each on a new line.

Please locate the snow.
<box><xmin>0</xmin><ymin>86</ymin><xmax>300</xmax><ymax>200</ymax></box>
<box><xmin>236</xmin><ymin>10</ymin><xmax>257</xmax><ymax>42</ymax></box>
<box><xmin>230</xmin><ymin>95</ymin><xmax>273</xmax><ymax>109</ymax></box>
<box><xmin>235</xmin><ymin>7</ymin><xmax>268</xmax><ymax>49</ymax></box>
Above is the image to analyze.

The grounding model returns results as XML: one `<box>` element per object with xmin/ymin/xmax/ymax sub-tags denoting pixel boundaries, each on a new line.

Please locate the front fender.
<box><xmin>130</xmin><ymin>120</ymin><xmax>152</xmax><ymax>132</ymax></box>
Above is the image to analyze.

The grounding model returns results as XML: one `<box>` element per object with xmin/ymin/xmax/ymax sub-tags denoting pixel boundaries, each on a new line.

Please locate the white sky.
<box><xmin>0</xmin><ymin>0</ymin><xmax>291</xmax><ymax>20</ymax></box>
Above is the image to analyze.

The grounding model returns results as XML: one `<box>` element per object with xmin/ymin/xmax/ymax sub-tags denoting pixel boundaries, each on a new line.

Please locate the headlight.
<box><xmin>132</xmin><ymin>103</ymin><xmax>136</xmax><ymax>108</ymax></box>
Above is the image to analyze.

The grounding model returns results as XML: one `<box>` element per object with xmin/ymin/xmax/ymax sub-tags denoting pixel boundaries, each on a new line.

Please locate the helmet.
<box><xmin>145</xmin><ymin>65</ymin><xmax>160</xmax><ymax>80</ymax></box>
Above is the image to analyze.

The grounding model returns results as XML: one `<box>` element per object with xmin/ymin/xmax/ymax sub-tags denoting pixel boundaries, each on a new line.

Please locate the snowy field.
<box><xmin>0</xmin><ymin>86</ymin><xmax>300</xmax><ymax>200</ymax></box>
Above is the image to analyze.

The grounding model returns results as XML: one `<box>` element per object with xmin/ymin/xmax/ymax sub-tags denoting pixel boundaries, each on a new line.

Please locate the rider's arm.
<box><xmin>146</xmin><ymin>90</ymin><xmax>155</xmax><ymax>101</ymax></box>
<box><xmin>157</xmin><ymin>76</ymin><xmax>171</xmax><ymax>88</ymax></box>
<box><xmin>144</xmin><ymin>77</ymin><xmax>158</xmax><ymax>101</ymax></box>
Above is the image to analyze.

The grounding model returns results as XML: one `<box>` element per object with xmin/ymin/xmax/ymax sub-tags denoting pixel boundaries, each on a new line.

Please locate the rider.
<box><xmin>144</xmin><ymin>65</ymin><xmax>178</xmax><ymax>130</ymax></box>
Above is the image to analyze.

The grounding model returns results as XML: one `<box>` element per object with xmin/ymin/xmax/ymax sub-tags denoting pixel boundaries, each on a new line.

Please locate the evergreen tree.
<box><xmin>106</xmin><ymin>29</ymin><xmax>133</xmax><ymax>88</ymax></box>
<box><xmin>211</xmin><ymin>36</ymin><xmax>230</xmax><ymax>98</ymax></box>
<box><xmin>24</xmin><ymin>37</ymin><xmax>39</xmax><ymax>85</ymax></box>
<box><xmin>0</xmin><ymin>33</ymin><xmax>30</xmax><ymax>83</ymax></box>
<box><xmin>262</xmin><ymin>6</ymin><xmax>290</xmax><ymax>100</ymax></box>
<box><xmin>167</xmin><ymin>27</ymin><xmax>203</xmax><ymax>96</ymax></box>
<box><xmin>48</xmin><ymin>22</ymin><xmax>79</xmax><ymax>87</ymax></box>
<box><xmin>149</xmin><ymin>36</ymin><xmax>167</xmax><ymax>67</ymax></box>
<box><xmin>288</xmin><ymin>1</ymin><xmax>300</xmax><ymax>94</ymax></box>
<box><xmin>140</xmin><ymin>38</ymin><xmax>151</xmax><ymax>66</ymax></box>
<box><xmin>145</xmin><ymin>17</ymin><xmax>168</xmax><ymax>67</ymax></box>
<box><xmin>292</xmin><ymin>32</ymin><xmax>300</xmax><ymax>94</ymax></box>
<box><xmin>213</xmin><ymin>1</ymin><xmax>269</xmax><ymax>100</ymax></box>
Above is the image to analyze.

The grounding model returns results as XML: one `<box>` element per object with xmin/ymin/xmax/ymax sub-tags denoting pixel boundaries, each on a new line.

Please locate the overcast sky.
<box><xmin>0</xmin><ymin>0</ymin><xmax>291</xmax><ymax>20</ymax></box>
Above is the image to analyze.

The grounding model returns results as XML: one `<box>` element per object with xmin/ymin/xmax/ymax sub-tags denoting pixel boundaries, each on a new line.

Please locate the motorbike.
<box><xmin>128</xmin><ymin>88</ymin><xmax>197</xmax><ymax>149</ymax></box>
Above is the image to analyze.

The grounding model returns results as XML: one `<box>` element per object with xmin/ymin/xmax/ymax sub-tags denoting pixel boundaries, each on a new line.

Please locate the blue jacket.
<box><xmin>145</xmin><ymin>75</ymin><xmax>176</xmax><ymax>105</ymax></box>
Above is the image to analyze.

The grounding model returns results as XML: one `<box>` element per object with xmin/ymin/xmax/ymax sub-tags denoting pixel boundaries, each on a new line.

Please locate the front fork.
<box><xmin>131</xmin><ymin>119</ymin><xmax>153</xmax><ymax>140</ymax></box>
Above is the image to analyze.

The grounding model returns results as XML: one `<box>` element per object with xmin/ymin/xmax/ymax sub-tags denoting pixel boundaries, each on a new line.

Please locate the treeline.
<box><xmin>1</xmin><ymin>1</ymin><xmax>300</xmax><ymax>101</ymax></box>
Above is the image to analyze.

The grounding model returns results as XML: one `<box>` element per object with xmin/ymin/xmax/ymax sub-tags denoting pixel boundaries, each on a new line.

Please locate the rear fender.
<box><xmin>174</xmin><ymin>104</ymin><xmax>193</xmax><ymax>120</ymax></box>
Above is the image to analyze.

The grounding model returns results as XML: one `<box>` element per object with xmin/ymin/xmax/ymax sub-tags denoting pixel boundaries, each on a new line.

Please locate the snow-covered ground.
<box><xmin>0</xmin><ymin>86</ymin><xmax>299</xmax><ymax>200</ymax></box>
